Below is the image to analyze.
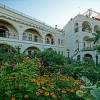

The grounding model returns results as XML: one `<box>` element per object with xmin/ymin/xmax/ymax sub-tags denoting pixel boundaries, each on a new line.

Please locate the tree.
<box><xmin>88</xmin><ymin>30</ymin><xmax>100</xmax><ymax>51</ymax></box>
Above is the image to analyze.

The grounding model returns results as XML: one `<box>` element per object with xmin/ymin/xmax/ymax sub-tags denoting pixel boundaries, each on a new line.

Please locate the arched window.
<box><xmin>23</xmin><ymin>33</ymin><xmax>26</xmax><ymax>40</ymax></box>
<box><xmin>74</xmin><ymin>23</ymin><xmax>78</xmax><ymax>33</ymax></box>
<box><xmin>82</xmin><ymin>21</ymin><xmax>92</xmax><ymax>33</ymax></box>
<box><xmin>83</xmin><ymin>36</ymin><xmax>91</xmax><ymax>49</ymax></box>
<box><xmin>0</xmin><ymin>26</ymin><xmax>9</xmax><ymax>37</ymax></box>
<box><xmin>45</xmin><ymin>34</ymin><xmax>54</xmax><ymax>45</ymax></box>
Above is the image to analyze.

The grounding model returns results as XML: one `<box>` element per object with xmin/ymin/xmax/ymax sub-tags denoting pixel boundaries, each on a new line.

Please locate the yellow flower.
<box><xmin>45</xmin><ymin>92</ymin><xmax>49</xmax><ymax>96</ymax></box>
<box><xmin>41</xmin><ymin>81</ymin><xmax>45</xmax><ymax>84</ymax></box>
<box><xmin>74</xmin><ymin>80</ymin><xmax>82</xmax><ymax>85</ymax></box>
<box><xmin>36</xmin><ymin>92</ymin><xmax>40</xmax><ymax>96</ymax></box>
<box><xmin>50</xmin><ymin>85</ymin><xmax>54</xmax><ymax>88</ymax></box>
<box><xmin>57</xmin><ymin>88</ymin><xmax>61</xmax><ymax>91</ymax></box>
<box><xmin>11</xmin><ymin>98</ymin><xmax>15</xmax><ymax>100</ymax></box>
<box><xmin>42</xmin><ymin>86</ymin><xmax>47</xmax><ymax>90</ymax></box>
<box><xmin>37</xmin><ymin>81</ymin><xmax>40</xmax><ymax>85</ymax></box>
<box><xmin>76</xmin><ymin>90</ymin><xmax>84</xmax><ymax>97</ymax></box>
<box><xmin>24</xmin><ymin>95</ymin><xmax>28</xmax><ymax>99</ymax></box>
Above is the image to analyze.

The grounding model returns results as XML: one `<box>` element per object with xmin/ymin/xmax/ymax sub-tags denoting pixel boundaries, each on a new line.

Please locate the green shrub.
<box><xmin>29</xmin><ymin>49</ymin><xmax>66</xmax><ymax>67</ymax></box>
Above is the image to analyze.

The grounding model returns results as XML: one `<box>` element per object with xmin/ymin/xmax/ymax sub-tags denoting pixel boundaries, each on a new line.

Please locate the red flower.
<box><xmin>41</xmin><ymin>62</ymin><xmax>44</xmax><ymax>65</ymax></box>
<box><xmin>39</xmin><ymin>57</ymin><xmax>42</xmax><ymax>61</ymax></box>
<box><xmin>0</xmin><ymin>64</ymin><xmax>2</xmax><ymax>68</ymax></box>
<box><xmin>10</xmin><ymin>64</ymin><xmax>15</xmax><ymax>68</ymax></box>
<box><xmin>12</xmin><ymin>50</ymin><xmax>16</xmax><ymax>54</ymax></box>
<box><xmin>5</xmin><ymin>48</ymin><xmax>9</xmax><ymax>52</ymax></box>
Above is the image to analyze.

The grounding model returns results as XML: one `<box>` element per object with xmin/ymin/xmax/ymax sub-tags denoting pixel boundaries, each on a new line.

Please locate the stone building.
<box><xmin>0</xmin><ymin>4</ymin><xmax>100</xmax><ymax>63</ymax></box>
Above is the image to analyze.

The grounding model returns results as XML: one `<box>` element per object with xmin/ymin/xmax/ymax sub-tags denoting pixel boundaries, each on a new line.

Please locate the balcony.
<box><xmin>45</xmin><ymin>40</ymin><xmax>55</xmax><ymax>45</ymax></box>
<box><xmin>0</xmin><ymin>32</ymin><xmax>19</xmax><ymax>40</ymax></box>
<box><xmin>23</xmin><ymin>35</ymin><xmax>43</xmax><ymax>43</ymax></box>
<box><xmin>82</xmin><ymin>47</ymin><xmax>95</xmax><ymax>51</ymax></box>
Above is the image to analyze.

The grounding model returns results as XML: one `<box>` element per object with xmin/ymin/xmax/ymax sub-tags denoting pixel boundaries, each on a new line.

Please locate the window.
<box><xmin>28</xmin><ymin>34</ymin><xmax>32</xmax><ymax>41</ymax></box>
<box><xmin>34</xmin><ymin>35</ymin><xmax>38</xmax><ymax>42</ymax></box>
<box><xmin>0</xmin><ymin>26</ymin><xmax>9</xmax><ymax>38</ymax></box>
<box><xmin>58</xmin><ymin>39</ymin><xmax>60</xmax><ymax>44</ymax></box>
<box><xmin>23</xmin><ymin>33</ymin><xmax>26</xmax><ymax>40</ymax></box>
<box><xmin>28</xmin><ymin>51</ymin><xmax>31</xmax><ymax>55</ymax></box>
<box><xmin>61</xmin><ymin>40</ymin><xmax>63</xmax><ymax>45</ymax></box>
<box><xmin>61</xmin><ymin>51</ymin><xmax>63</xmax><ymax>55</ymax></box>
<box><xmin>74</xmin><ymin>23</ymin><xmax>78</xmax><ymax>33</ymax></box>
<box><xmin>77</xmin><ymin>55</ymin><xmax>80</xmax><ymax>60</ymax></box>
<box><xmin>46</xmin><ymin>38</ymin><xmax>50</xmax><ymax>44</ymax></box>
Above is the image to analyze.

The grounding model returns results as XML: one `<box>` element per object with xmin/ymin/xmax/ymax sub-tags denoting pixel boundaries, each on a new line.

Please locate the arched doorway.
<box><xmin>84</xmin><ymin>54</ymin><xmax>92</xmax><ymax>60</ymax></box>
<box><xmin>24</xmin><ymin>46</ymin><xmax>40</xmax><ymax>55</ymax></box>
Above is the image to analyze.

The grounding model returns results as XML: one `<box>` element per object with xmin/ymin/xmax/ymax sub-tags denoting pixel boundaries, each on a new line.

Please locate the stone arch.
<box><xmin>45</xmin><ymin>33</ymin><xmax>55</xmax><ymax>45</ymax></box>
<box><xmin>83</xmin><ymin>36</ymin><xmax>91</xmax><ymax>49</ymax></box>
<box><xmin>47</xmin><ymin>48</ymin><xmax>53</xmax><ymax>51</ymax></box>
<box><xmin>84</xmin><ymin>53</ymin><xmax>92</xmax><ymax>59</ymax></box>
<box><xmin>0</xmin><ymin>19</ymin><xmax>18</xmax><ymax>33</ymax></box>
<box><xmin>0</xmin><ymin>19</ymin><xmax>18</xmax><ymax>39</ymax></box>
<box><xmin>23</xmin><ymin>46</ymin><xmax>40</xmax><ymax>54</ymax></box>
<box><xmin>82</xmin><ymin>21</ymin><xmax>92</xmax><ymax>33</ymax></box>
<box><xmin>74</xmin><ymin>23</ymin><xmax>78</xmax><ymax>33</ymax></box>
<box><xmin>23</xmin><ymin>28</ymin><xmax>42</xmax><ymax>42</ymax></box>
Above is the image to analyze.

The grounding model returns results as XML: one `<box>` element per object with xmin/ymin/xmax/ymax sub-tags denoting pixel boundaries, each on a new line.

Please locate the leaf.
<box><xmin>81</xmin><ymin>76</ymin><xmax>90</xmax><ymax>83</ymax></box>
<box><xmin>16</xmin><ymin>92</ymin><xmax>23</xmax><ymax>98</ymax></box>
<box><xmin>90</xmin><ymin>89</ymin><xmax>100</xmax><ymax>100</ymax></box>
<box><xmin>5</xmin><ymin>91</ymin><xmax>12</xmax><ymax>97</ymax></box>
<box><xmin>11</xmin><ymin>72</ymin><xmax>19</xmax><ymax>76</ymax></box>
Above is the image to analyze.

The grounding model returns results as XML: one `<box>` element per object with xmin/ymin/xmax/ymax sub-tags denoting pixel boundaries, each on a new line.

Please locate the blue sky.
<box><xmin>0</xmin><ymin>0</ymin><xmax>99</xmax><ymax>29</ymax></box>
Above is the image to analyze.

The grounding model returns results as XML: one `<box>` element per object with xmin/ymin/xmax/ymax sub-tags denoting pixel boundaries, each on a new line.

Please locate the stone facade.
<box><xmin>0</xmin><ymin>4</ymin><xmax>100</xmax><ymax>63</ymax></box>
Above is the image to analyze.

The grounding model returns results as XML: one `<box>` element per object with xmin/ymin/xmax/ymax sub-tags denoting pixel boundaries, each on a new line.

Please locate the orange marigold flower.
<box><xmin>66</xmin><ymin>88</ymin><xmax>71</xmax><ymax>91</ymax></box>
<box><xmin>11</xmin><ymin>98</ymin><xmax>15</xmax><ymax>100</ymax></box>
<box><xmin>51</xmin><ymin>93</ymin><xmax>57</xmax><ymax>99</ymax></box>
<box><xmin>36</xmin><ymin>91</ymin><xmax>40</xmax><ymax>96</ymax></box>
<box><xmin>70</xmin><ymin>89</ymin><xmax>75</xmax><ymax>93</ymax></box>
<box><xmin>24</xmin><ymin>95</ymin><xmax>28</xmax><ymax>99</ymax></box>
<box><xmin>61</xmin><ymin>90</ymin><xmax>67</xmax><ymax>94</ymax></box>
<box><xmin>37</xmin><ymin>81</ymin><xmax>40</xmax><ymax>85</ymax></box>
<box><xmin>48</xmin><ymin>83</ymin><xmax>51</xmax><ymax>86</ymax></box>
<box><xmin>45</xmin><ymin>92</ymin><xmax>49</xmax><ymax>96</ymax></box>
<box><xmin>50</xmin><ymin>92</ymin><xmax>55</xmax><ymax>96</ymax></box>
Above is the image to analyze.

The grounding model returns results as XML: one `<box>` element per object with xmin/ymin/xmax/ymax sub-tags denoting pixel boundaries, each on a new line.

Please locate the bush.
<box><xmin>29</xmin><ymin>49</ymin><xmax>67</xmax><ymax>67</ymax></box>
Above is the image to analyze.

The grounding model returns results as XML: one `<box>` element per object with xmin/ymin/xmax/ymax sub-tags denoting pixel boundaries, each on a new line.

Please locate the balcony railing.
<box><xmin>45</xmin><ymin>40</ymin><xmax>55</xmax><ymax>45</ymax></box>
<box><xmin>23</xmin><ymin>36</ymin><xmax>43</xmax><ymax>43</ymax></box>
<box><xmin>82</xmin><ymin>47</ymin><xmax>95</xmax><ymax>51</ymax></box>
<box><xmin>0</xmin><ymin>32</ymin><xmax>19</xmax><ymax>39</ymax></box>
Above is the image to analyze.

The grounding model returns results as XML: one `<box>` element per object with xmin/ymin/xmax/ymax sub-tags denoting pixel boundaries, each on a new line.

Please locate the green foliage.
<box><xmin>29</xmin><ymin>49</ymin><xmax>66</xmax><ymax>66</ymax></box>
<box><xmin>0</xmin><ymin>44</ymin><xmax>25</xmax><ymax>64</ymax></box>
<box><xmin>62</xmin><ymin>59</ymin><xmax>100</xmax><ymax>82</ymax></box>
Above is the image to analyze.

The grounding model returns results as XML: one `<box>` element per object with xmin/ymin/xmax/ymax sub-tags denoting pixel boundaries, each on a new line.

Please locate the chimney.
<box><xmin>55</xmin><ymin>25</ymin><xmax>57</xmax><ymax>29</ymax></box>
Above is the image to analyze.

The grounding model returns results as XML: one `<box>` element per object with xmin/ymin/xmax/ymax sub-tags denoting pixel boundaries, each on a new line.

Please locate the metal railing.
<box><xmin>0</xmin><ymin>32</ymin><xmax>19</xmax><ymax>39</ymax></box>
